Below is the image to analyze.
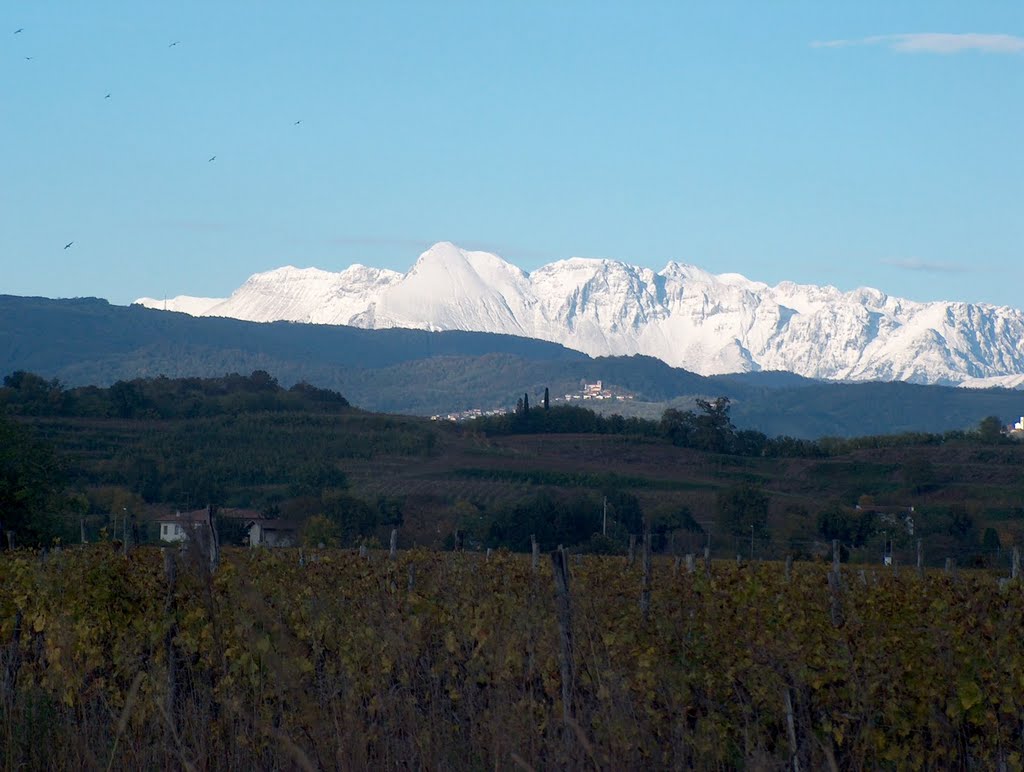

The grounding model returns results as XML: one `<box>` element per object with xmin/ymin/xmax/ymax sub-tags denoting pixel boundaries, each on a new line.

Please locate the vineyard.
<box><xmin>2</xmin><ymin>545</ymin><xmax>1023</xmax><ymax>770</ymax></box>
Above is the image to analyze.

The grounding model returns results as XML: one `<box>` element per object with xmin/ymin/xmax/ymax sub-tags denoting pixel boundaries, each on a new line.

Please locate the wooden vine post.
<box><xmin>2</xmin><ymin>610</ymin><xmax>23</xmax><ymax>703</ymax></box>
<box><xmin>204</xmin><ymin>504</ymin><xmax>220</xmax><ymax>573</ymax></box>
<box><xmin>828</xmin><ymin>539</ymin><xmax>844</xmax><ymax>628</ymax></box>
<box><xmin>163</xmin><ymin>548</ymin><xmax>178</xmax><ymax>724</ymax></box>
<box><xmin>783</xmin><ymin>686</ymin><xmax>801</xmax><ymax>772</ymax></box>
<box><xmin>828</xmin><ymin>570</ymin><xmax>844</xmax><ymax>628</ymax></box>
<box><xmin>639</xmin><ymin>526</ymin><xmax>652</xmax><ymax>621</ymax></box>
<box><xmin>550</xmin><ymin>549</ymin><xmax>575</xmax><ymax>745</ymax></box>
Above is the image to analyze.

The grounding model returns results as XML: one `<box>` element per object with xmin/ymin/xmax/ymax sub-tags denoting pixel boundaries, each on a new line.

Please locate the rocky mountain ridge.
<box><xmin>137</xmin><ymin>241</ymin><xmax>1024</xmax><ymax>387</ymax></box>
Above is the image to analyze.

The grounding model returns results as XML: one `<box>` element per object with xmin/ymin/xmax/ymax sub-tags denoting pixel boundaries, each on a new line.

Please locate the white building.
<box><xmin>157</xmin><ymin>510</ymin><xmax>210</xmax><ymax>543</ymax></box>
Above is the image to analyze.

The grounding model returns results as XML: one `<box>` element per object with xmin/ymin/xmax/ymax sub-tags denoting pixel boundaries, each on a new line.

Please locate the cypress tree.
<box><xmin>544</xmin><ymin>387</ymin><xmax>550</xmax><ymax>410</ymax></box>
<box><xmin>523</xmin><ymin>392</ymin><xmax>530</xmax><ymax>413</ymax></box>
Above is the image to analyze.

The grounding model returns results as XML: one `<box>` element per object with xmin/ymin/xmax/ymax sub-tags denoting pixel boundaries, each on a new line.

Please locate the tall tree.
<box><xmin>978</xmin><ymin>415</ymin><xmax>1004</xmax><ymax>444</ymax></box>
<box><xmin>694</xmin><ymin>397</ymin><xmax>734</xmax><ymax>453</ymax></box>
<box><xmin>0</xmin><ymin>416</ymin><xmax>68</xmax><ymax>545</ymax></box>
<box><xmin>717</xmin><ymin>483</ymin><xmax>770</xmax><ymax>539</ymax></box>
<box><xmin>660</xmin><ymin>408</ymin><xmax>698</xmax><ymax>447</ymax></box>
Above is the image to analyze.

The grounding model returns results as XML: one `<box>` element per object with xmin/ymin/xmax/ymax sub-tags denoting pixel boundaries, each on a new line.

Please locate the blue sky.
<box><xmin>2</xmin><ymin>2</ymin><xmax>1022</xmax><ymax>308</ymax></box>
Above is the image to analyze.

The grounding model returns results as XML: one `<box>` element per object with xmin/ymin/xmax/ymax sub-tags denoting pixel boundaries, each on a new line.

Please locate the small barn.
<box><xmin>246</xmin><ymin>519</ymin><xmax>300</xmax><ymax>548</ymax></box>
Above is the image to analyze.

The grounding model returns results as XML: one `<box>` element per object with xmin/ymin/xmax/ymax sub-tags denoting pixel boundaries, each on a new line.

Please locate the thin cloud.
<box><xmin>882</xmin><ymin>258</ymin><xmax>970</xmax><ymax>273</ymax></box>
<box><xmin>812</xmin><ymin>33</ymin><xmax>1024</xmax><ymax>54</ymax></box>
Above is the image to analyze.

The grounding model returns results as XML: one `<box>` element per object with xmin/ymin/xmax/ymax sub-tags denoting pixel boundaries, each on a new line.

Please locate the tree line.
<box><xmin>475</xmin><ymin>391</ymin><xmax>1014</xmax><ymax>458</ymax></box>
<box><xmin>0</xmin><ymin>369</ymin><xmax>349</xmax><ymax>419</ymax></box>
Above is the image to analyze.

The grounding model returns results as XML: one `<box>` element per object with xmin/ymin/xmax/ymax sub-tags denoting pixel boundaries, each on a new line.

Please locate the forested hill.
<box><xmin>0</xmin><ymin>294</ymin><xmax>586</xmax><ymax>378</ymax></box>
<box><xmin>2</xmin><ymin>294</ymin><xmax>1023</xmax><ymax>438</ymax></box>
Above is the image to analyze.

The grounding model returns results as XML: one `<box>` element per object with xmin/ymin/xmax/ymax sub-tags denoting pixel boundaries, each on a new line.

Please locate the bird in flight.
<box><xmin>294</xmin><ymin>120</ymin><xmax>302</xmax><ymax>125</ymax></box>
<box><xmin>24</xmin><ymin>56</ymin><xmax>33</xmax><ymax>61</ymax></box>
<box><xmin>64</xmin><ymin>242</ymin><xmax>74</xmax><ymax>250</ymax></box>
<box><xmin>208</xmin><ymin>155</ymin><xmax>217</xmax><ymax>162</ymax></box>
<box><xmin>14</xmin><ymin>28</ymin><xmax>24</xmax><ymax>34</ymax></box>
<box><xmin>168</xmin><ymin>40</ymin><xmax>180</xmax><ymax>47</ymax></box>
<box><xmin>105</xmin><ymin>93</ymin><xmax>111</xmax><ymax>99</ymax></box>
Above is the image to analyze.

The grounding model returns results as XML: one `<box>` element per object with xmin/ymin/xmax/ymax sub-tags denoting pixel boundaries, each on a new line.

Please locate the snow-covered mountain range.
<box><xmin>136</xmin><ymin>241</ymin><xmax>1024</xmax><ymax>387</ymax></box>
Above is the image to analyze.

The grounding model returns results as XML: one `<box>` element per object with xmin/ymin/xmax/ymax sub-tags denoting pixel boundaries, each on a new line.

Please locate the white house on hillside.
<box><xmin>157</xmin><ymin>509</ymin><xmax>210</xmax><ymax>543</ymax></box>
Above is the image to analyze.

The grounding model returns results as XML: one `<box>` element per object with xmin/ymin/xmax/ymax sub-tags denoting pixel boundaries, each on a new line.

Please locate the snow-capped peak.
<box><xmin>134</xmin><ymin>241</ymin><xmax>1024</xmax><ymax>386</ymax></box>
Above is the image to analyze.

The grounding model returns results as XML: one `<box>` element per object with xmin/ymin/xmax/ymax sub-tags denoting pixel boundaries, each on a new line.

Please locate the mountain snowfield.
<box><xmin>136</xmin><ymin>241</ymin><xmax>1024</xmax><ymax>387</ymax></box>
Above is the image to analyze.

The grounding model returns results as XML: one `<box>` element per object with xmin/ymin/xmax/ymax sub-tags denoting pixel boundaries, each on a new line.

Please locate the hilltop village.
<box><xmin>431</xmin><ymin>380</ymin><xmax>636</xmax><ymax>422</ymax></box>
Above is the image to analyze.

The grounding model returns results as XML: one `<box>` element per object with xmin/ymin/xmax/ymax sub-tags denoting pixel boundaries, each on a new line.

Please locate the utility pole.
<box><xmin>602</xmin><ymin>496</ymin><xmax>607</xmax><ymax>537</ymax></box>
<box><xmin>750</xmin><ymin>524</ymin><xmax>754</xmax><ymax>561</ymax></box>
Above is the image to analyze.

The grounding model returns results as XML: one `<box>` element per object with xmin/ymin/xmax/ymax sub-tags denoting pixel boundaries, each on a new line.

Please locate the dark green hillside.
<box><xmin>4</xmin><ymin>372</ymin><xmax>1024</xmax><ymax>565</ymax></box>
<box><xmin>2</xmin><ymin>294</ymin><xmax>1023</xmax><ymax>437</ymax></box>
<box><xmin>0</xmin><ymin>294</ymin><xmax>586</xmax><ymax>379</ymax></box>
<box><xmin>727</xmin><ymin>380</ymin><xmax>1024</xmax><ymax>438</ymax></box>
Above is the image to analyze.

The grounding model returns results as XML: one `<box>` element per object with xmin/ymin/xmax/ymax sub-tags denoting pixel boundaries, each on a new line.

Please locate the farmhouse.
<box><xmin>854</xmin><ymin>502</ymin><xmax>915</xmax><ymax>536</ymax></box>
<box><xmin>246</xmin><ymin>519</ymin><xmax>300</xmax><ymax>547</ymax></box>
<box><xmin>157</xmin><ymin>509</ymin><xmax>210</xmax><ymax>543</ymax></box>
<box><xmin>157</xmin><ymin>507</ymin><xmax>261</xmax><ymax>544</ymax></box>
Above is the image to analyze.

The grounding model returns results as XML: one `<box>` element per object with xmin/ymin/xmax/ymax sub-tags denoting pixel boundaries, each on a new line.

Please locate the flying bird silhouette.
<box><xmin>208</xmin><ymin>155</ymin><xmax>216</xmax><ymax>162</ymax></box>
<box><xmin>104</xmin><ymin>93</ymin><xmax>111</xmax><ymax>99</ymax></box>
<box><xmin>24</xmin><ymin>56</ymin><xmax>33</xmax><ymax>61</ymax></box>
<box><xmin>168</xmin><ymin>40</ymin><xmax>180</xmax><ymax>48</ymax></box>
<box><xmin>294</xmin><ymin>120</ymin><xmax>302</xmax><ymax>125</ymax></box>
<box><xmin>64</xmin><ymin>242</ymin><xmax>74</xmax><ymax>250</ymax></box>
<box><xmin>14</xmin><ymin>28</ymin><xmax>24</xmax><ymax>34</ymax></box>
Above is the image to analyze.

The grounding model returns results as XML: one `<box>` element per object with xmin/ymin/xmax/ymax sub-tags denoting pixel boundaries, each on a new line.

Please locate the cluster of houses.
<box><xmin>564</xmin><ymin>380</ymin><xmax>635</xmax><ymax>402</ymax></box>
<box><xmin>854</xmin><ymin>502</ymin><xmax>915</xmax><ymax>536</ymax></box>
<box><xmin>429</xmin><ymin>379</ymin><xmax>637</xmax><ymax>422</ymax></box>
<box><xmin>157</xmin><ymin>508</ymin><xmax>299</xmax><ymax>548</ymax></box>
<box><xmin>430</xmin><ymin>407</ymin><xmax>509</xmax><ymax>423</ymax></box>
